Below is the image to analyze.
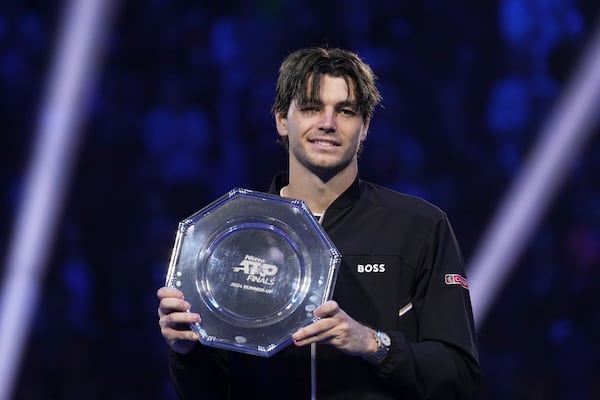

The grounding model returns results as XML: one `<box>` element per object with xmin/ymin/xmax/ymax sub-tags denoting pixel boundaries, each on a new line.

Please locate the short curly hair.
<box><xmin>272</xmin><ymin>47</ymin><xmax>382</xmax><ymax>150</ymax></box>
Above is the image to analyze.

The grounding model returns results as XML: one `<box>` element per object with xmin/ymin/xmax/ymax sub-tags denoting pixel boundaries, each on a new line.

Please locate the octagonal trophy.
<box><xmin>165</xmin><ymin>188</ymin><xmax>341</xmax><ymax>357</ymax></box>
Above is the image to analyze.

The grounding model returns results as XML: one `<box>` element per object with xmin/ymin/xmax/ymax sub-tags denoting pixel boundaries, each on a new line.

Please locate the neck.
<box><xmin>284</xmin><ymin>161</ymin><xmax>357</xmax><ymax>214</ymax></box>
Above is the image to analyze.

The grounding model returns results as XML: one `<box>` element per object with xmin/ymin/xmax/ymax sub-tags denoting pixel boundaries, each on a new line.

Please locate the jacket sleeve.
<box><xmin>372</xmin><ymin>211</ymin><xmax>480</xmax><ymax>399</ymax></box>
<box><xmin>168</xmin><ymin>344</ymin><xmax>230</xmax><ymax>400</ymax></box>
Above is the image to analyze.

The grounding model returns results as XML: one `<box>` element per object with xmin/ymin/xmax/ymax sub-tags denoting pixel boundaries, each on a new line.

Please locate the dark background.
<box><xmin>2</xmin><ymin>0</ymin><xmax>600</xmax><ymax>399</ymax></box>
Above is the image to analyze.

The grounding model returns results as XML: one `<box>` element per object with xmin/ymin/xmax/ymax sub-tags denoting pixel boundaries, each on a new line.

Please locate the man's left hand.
<box><xmin>291</xmin><ymin>300</ymin><xmax>378</xmax><ymax>357</ymax></box>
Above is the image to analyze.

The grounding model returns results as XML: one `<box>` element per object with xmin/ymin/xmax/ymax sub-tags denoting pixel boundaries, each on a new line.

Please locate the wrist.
<box><xmin>363</xmin><ymin>330</ymin><xmax>391</xmax><ymax>364</ymax></box>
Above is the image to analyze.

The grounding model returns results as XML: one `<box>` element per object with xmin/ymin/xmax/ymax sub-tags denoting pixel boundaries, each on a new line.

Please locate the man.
<box><xmin>157</xmin><ymin>47</ymin><xmax>480</xmax><ymax>399</ymax></box>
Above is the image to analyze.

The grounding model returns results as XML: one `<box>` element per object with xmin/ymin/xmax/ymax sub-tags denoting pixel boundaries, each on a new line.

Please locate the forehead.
<box><xmin>302</xmin><ymin>74</ymin><xmax>356</xmax><ymax>101</ymax></box>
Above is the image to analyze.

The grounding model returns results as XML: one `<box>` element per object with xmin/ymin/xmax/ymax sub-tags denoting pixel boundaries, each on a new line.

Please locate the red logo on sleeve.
<box><xmin>444</xmin><ymin>274</ymin><xmax>469</xmax><ymax>290</ymax></box>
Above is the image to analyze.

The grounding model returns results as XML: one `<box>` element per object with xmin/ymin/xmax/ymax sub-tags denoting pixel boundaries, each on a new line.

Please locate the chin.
<box><xmin>308</xmin><ymin>161</ymin><xmax>352</xmax><ymax>179</ymax></box>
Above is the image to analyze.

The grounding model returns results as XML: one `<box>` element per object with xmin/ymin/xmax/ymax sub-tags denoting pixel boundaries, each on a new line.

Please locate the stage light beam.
<box><xmin>0</xmin><ymin>1</ymin><xmax>115</xmax><ymax>399</ymax></box>
<box><xmin>468</xmin><ymin>20</ymin><xmax>600</xmax><ymax>327</ymax></box>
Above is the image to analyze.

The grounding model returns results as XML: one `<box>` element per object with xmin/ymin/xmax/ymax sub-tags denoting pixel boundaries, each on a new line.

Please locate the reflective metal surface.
<box><xmin>166</xmin><ymin>188</ymin><xmax>341</xmax><ymax>357</ymax></box>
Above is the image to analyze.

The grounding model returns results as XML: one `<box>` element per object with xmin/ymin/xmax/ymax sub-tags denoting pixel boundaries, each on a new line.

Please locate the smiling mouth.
<box><xmin>310</xmin><ymin>139</ymin><xmax>340</xmax><ymax>147</ymax></box>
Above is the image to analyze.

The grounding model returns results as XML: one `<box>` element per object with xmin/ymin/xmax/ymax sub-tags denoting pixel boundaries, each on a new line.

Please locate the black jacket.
<box><xmin>168</xmin><ymin>173</ymin><xmax>480</xmax><ymax>399</ymax></box>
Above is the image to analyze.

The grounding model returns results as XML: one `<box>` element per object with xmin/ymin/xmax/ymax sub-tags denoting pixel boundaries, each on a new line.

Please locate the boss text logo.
<box><xmin>357</xmin><ymin>263</ymin><xmax>386</xmax><ymax>273</ymax></box>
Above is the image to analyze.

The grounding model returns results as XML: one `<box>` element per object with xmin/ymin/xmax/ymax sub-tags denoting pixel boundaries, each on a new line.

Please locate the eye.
<box><xmin>300</xmin><ymin>106</ymin><xmax>319</xmax><ymax>113</ymax></box>
<box><xmin>340</xmin><ymin>108</ymin><xmax>357</xmax><ymax>116</ymax></box>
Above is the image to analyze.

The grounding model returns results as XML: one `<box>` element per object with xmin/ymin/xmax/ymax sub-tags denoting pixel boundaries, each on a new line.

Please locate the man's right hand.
<box><xmin>157</xmin><ymin>286</ymin><xmax>201</xmax><ymax>354</ymax></box>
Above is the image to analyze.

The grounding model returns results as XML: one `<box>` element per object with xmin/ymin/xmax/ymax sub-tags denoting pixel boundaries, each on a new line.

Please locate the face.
<box><xmin>276</xmin><ymin>75</ymin><xmax>369</xmax><ymax>178</ymax></box>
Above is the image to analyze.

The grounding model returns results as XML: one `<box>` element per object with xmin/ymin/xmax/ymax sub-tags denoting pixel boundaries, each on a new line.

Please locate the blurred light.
<box><xmin>469</xmin><ymin>20</ymin><xmax>600</xmax><ymax>327</ymax></box>
<box><xmin>0</xmin><ymin>1</ymin><xmax>115</xmax><ymax>399</ymax></box>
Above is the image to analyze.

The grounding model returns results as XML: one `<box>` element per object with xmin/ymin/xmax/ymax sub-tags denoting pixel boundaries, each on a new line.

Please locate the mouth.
<box><xmin>309</xmin><ymin>138</ymin><xmax>340</xmax><ymax>148</ymax></box>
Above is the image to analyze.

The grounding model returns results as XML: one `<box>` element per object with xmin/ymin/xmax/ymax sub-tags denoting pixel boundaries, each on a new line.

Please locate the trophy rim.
<box><xmin>166</xmin><ymin>188</ymin><xmax>341</xmax><ymax>357</ymax></box>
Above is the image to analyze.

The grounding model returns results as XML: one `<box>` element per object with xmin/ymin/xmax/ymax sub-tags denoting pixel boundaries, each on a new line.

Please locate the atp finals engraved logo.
<box><xmin>232</xmin><ymin>254</ymin><xmax>278</xmax><ymax>287</ymax></box>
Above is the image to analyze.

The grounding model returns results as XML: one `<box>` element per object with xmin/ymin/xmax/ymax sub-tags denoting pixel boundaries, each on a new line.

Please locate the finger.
<box><xmin>292</xmin><ymin>331</ymin><xmax>321</xmax><ymax>347</ymax></box>
<box><xmin>314</xmin><ymin>300</ymin><xmax>340</xmax><ymax>318</ymax></box>
<box><xmin>293</xmin><ymin>329</ymin><xmax>337</xmax><ymax>347</ymax></box>
<box><xmin>292</xmin><ymin>318</ymin><xmax>335</xmax><ymax>343</ymax></box>
<box><xmin>169</xmin><ymin>329</ymin><xmax>199</xmax><ymax>342</ymax></box>
<box><xmin>159</xmin><ymin>310</ymin><xmax>201</xmax><ymax>329</ymax></box>
<box><xmin>158</xmin><ymin>297</ymin><xmax>192</xmax><ymax>318</ymax></box>
<box><xmin>157</xmin><ymin>286</ymin><xmax>184</xmax><ymax>300</ymax></box>
<box><xmin>162</xmin><ymin>324</ymin><xmax>200</xmax><ymax>343</ymax></box>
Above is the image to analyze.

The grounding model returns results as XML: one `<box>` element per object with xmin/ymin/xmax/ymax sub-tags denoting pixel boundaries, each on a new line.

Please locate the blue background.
<box><xmin>1</xmin><ymin>0</ymin><xmax>599</xmax><ymax>398</ymax></box>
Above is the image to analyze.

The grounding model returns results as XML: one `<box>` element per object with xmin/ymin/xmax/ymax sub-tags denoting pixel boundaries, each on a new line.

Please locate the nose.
<box><xmin>317</xmin><ymin>110</ymin><xmax>336</xmax><ymax>133</ymax></box>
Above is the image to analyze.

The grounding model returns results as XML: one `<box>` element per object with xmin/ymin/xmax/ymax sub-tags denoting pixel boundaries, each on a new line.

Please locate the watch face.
<box><xmin>165</xmin><ymin>188</ymin><xmax>341</xmax><ymax>357</ymax></box>
<box><xmin>380</xmin><ymin>332</ymin><xmax>391</xmax><ymax>347</ymax></box>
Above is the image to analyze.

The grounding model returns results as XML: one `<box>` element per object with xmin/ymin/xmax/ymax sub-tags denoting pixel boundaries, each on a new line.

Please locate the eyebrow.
<box><xmin>337</xmin><ymin>100</ymin><xmax>358</xmax><ymax>109</ymax></box>
<box><xmin>297</xmin><ymin>99</ymin><xmax>358</xmax><ymax>109</ymax></box>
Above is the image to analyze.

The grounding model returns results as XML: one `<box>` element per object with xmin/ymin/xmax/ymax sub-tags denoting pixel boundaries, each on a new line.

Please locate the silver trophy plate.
<box><xmin>165</xmin><ymin>188</ymin><xmax>341</xmax><ymax>357</ymax></box>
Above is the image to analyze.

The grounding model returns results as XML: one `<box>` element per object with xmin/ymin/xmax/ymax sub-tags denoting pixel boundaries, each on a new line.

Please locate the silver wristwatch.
<box><xmin>364</xmin><ymin>330</ymin><xmax>391</xmax><ymax>364</ymax></box>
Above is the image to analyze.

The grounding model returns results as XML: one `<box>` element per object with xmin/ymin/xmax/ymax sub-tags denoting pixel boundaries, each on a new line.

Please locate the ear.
<box><xmin>275</xmin><ymin>111</ymin><xmax>288</xmax><ymax>138</ymax></box>
<box><xmin>360</xmin><ymin>119</ymin><xmax>370</xmax><ymax>142</ymax></box>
